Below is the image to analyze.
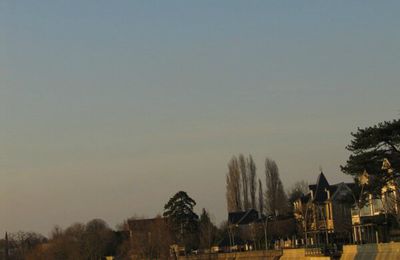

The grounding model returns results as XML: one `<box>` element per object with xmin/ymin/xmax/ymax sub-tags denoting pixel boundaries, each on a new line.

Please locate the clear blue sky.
<box><xmin>1</xmin><ymin>1</ymin><xmax>399</xmax><ymax>235</ymax></box>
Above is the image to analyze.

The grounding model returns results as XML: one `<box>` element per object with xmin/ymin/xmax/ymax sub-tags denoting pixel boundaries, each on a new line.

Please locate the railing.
<box><xmin>305</xmin><ymin>246</ymin><xmax>324</xmax><ymax>256</ymax></box>
<box><xmin>177</xmin><ymin>250</ymin><xmax>284</xmax><ymax>260</ymax></box>
<box><xmin>305</xmin><ymin>245</ymin><xmax>341</xmax><ymax>257</ymax></box>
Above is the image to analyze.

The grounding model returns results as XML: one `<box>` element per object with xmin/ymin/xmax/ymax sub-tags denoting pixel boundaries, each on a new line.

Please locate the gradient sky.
<box><xmin>1</xmin><ymin>1</ymin><xmax>400</xmax><ymax>236</ymax></box>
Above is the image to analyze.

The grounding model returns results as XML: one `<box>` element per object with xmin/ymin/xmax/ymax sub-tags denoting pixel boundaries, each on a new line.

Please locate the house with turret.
<box><xmin>293</xmin><ymin>172</ymin><xmax>354</xmax><ymax>246</ymax></box>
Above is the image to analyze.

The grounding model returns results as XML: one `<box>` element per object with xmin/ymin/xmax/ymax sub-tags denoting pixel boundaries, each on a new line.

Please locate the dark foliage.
<box><xmin>163</xmin><ymin>191</ymin><xmax>199</xmax><ymax>249</ymax></box>
<box><xmin>341</xmin><ymin>119</ymin><xmax>400</xmax><ymax>200</ymax></box>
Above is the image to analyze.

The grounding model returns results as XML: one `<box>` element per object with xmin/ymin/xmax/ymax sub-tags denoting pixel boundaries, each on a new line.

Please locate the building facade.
<box><xmin>351</xmin><ymin>182</ymin><xmax>400</xmax><ymax>243</ymax></box>
<box><xmin>294</xmin><ymin>173</ymin><xmax>354</xmax><ymax>246</ymax></box>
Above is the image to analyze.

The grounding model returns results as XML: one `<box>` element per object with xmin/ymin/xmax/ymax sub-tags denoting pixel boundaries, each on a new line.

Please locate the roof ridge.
<box><xmin>237</xmin><ymin>209</ymin><xmax>253</xmax><ymax>224</ymax></box>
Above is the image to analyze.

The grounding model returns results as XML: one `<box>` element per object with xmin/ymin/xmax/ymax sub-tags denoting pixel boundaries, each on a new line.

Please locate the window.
<box><xmin>372</xmin><ymin>198</ymin><xmax>383</xmax><ymax>214</ymax></box>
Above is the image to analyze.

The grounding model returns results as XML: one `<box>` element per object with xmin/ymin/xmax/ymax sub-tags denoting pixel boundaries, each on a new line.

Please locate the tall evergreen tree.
<box><xmin>163</xmin><ymin>191</ymin><xmax>199</xmax><ymax>246</ymax></box>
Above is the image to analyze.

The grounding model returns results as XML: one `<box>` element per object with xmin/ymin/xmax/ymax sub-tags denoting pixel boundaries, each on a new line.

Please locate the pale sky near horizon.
<box><xmin>1</xmin><ymin>1</ymin><xmax>400</xmax><ymax>236</ymax></box>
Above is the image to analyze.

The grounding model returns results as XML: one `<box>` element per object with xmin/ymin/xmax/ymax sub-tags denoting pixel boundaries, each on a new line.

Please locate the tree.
<box><xmin>198</xmin><ymin>209</ymin><xmax>217</xmax><ymax>251</ymax></box>
<box><xmin>265</xmin><ymin>158</ymin><xmax>289</xmax><ymax>216</ymax></box>
<box><xmin>83</xmin><ymin>219</ymin><xmax>115</xmax><ymax>260</ymax></box>
<box><xmin>341</xmin><ymin>119</ymin><xmax>400</xmax><ymax>202</ymax></box>
<box><xmin>26</xmin><ymin>220</ymin><xmax>117</xmax><ymax>260</ymax></box>
<box><xmin>226</xmin><ymin>154</ymin><xmax>258</xmax><ymax>212</ymax></box>
<box><xmin>226</xmin><ymin>157</ymin><xmax>242</xmax><ymax>212</ymax></box>
<box><xmin>248</xmin><ymin>155</ymin><xmax>257</xmax><ymax>209</ymax></box>
<box><xmin>119</xmin><ymin>215</ymin><xmax>172</xmax><ymax>259</ymax></box>
<box><xmin>7</xmin><ymin>231</ymin><xmax>47</xmax><ymax>260</ymax></box>
<box><xmin>258</xmin><ymin>179</ymin><xmax>264</xmax><ymax>215</ymax></box>
<box><xmin>163</xmin><ymin>191</ymin><xmax>199</xmax><ymax>249</ymax></box>
<box><xmin>287</xmin><ymin>180</ymin><xmax>309</xmax><ymax>203</ymax></box>
<box><xmin>239</xmin><ymin>154</ymin><xmax>250</xmax><ymax>210</ymax></box>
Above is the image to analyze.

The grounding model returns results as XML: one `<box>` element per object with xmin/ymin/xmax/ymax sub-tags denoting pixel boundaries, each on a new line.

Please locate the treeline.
<box><xmin>0</xmin><ymin>157</ymin><xmax>311</xmax><ymax>260</ymax></box>
<box><xmin>1</xmin><ymin>219</ymin><xmax>119</xmax><ymax>260</ymax></box>
<box><xmin>0</xmin><ymin>192</ymin><xmax>225</xmax><ymax>260</ymax></box>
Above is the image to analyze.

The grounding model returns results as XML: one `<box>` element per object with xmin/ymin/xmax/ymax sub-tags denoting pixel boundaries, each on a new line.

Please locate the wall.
<box><xmin>179</xmin><ymin>242</ymin><xmax>400</xmax><ymax>260</ymax></box>
<box><xmin>178</xmin><ymin>249</ymin><xmax>331</xmax><ymax>260</ymax></box>
<box><xmin>178</xmin><ymin>250</ymin><xmax>282</xmax><ymax>260</ymax></box>
<box><xmin>279</xmin><ymin>248</ymin><xmax>329</xmax><ymax>260</ymax></box>
<box><xmin>340</xmin><ymin>242</ymin><xmax>400</xmax><ymax>260</ymax></box>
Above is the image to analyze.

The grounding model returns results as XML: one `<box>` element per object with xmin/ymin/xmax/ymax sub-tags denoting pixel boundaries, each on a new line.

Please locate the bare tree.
<box><xmin>265</xmin><ymin>158</ymin><xmax>289</xmax><ymax>216</ymax></box>
<box><xmin>26</xmin><ymin>220</ymin><xmax>116</xmax><ymax>260</ymax></box>
<box><xmin>226</xmin><ymin>157</ymin><xmax>242</xmax><ymax>212</ymax></box>
<box><xmin>84</xmin><ymin>219</ymin><xmax>115</xmax><ymax>260</ymax></box>
<box><xmin>7</xmin><ymin>231</ymin><xmax>47</xmax><ymax>260</ymax></box>
<box><xmin>117</xmin><ymin>215</ymin><xmax>172</xmax><ymax>259</ymax></box>
<box><xmin>198</xmin><ymin>208</ymin><xmax>217</xmax><ymax>251</ymax></box>
<box><xmin>248</xmin><ymin>155</ymin><xmax>257</xmax><ymax>209</ymax></box>
<box><xmin>287</xmin><ymin>180</ymin><xmax>309</xmax><ymax>203</ymax></box>
<box><xmin>226</xmin><ymin>174</ymin><xmax>236</xmax><ymax>213</ymax></box>
<box><xmin>258</xmin><ymin>179</ymin><xmax>264</xmax><ymax>215</ymax></box>
<box><xmin>239</xmin><ymin>154</ymin><xmax>250</xmax><ymax>210</ymax></box>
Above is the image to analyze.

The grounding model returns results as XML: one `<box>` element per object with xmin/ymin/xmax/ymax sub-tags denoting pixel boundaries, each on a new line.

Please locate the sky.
<box><xmin>1</xmin><ymin>1</ymin><xmax>400</xmax><ymax>236</ymax></box>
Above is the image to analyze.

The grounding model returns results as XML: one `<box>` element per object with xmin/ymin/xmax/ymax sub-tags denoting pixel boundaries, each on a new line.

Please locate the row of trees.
<box><xmin>0</xmin><ymin>191</ymin><xmax>220</xmax><ymax>259</ymax></box>
<box><xmin>0</xmin><ymin>219</ymin><xmax>118</xmax><ymax>260</ymax></box>
<box><xmin>226</xmin><ymin>155</ymin><xmax>257</xmax><ymax>212</ymax></box>
<box><xmin>226</xmin><ymin>154</ymin><xmax>293</xmax><ymax>216</ymax></box>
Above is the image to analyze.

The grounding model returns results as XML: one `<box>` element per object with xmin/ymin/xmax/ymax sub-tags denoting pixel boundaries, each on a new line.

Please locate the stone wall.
<box><xmin>179</xmin><ymin>243</ymin><xmax>400</xmax><ymax>260</ymax></box>
<box><xmin>341</xmin><ymin>242</ymin><xmax>400</xmax><ymax>260</ymax></box>
<box><xmin>178</xmin><ymin>249</ymin><xmax>331</xmax><ymax>260</ymax></box>
<box><xmin>279</xmin><ymin>248</ymin><xmax>330</xmax><ymax>260</ymax></box>
<box><xmin>178</xmin><ymin>250</ymin><xmax>282</xmax><ymax>260</ymax></box>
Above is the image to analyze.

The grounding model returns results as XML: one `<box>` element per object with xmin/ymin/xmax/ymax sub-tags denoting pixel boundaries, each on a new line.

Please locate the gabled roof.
<box><xmin>300</xmin><ymin>193</ymin><xmax>311</xmax><ymax>204</ymax></box>
<box><xmin>127</xmin><ymin>217</ymin><xmax>166</xmax><ymax>232</ymax></box>
<box><xmin>228</xmin><ymin>209</ymin><xmax>259</xmax><ymax>225</ymax></box>
<box><xmin>330</xmin><ymin>182</ymin><xmax>354</xmax><ymax>202</ymax></box>
<box><xmin>298</xmin><ymin>173</ymin><xmax>356</xmax><ymax>205</ymax></box>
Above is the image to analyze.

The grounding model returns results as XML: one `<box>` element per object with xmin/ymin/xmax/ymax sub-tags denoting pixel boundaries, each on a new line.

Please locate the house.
<box><xmin>228</xmin><ymin>209</ymin><xmax>260</xmax><ymax>226</ymax></box>
<box><xmin>225</xmin><ymin>209</ymin><xmax>297</xmax><ymax>250</ymax></box>
<box><xmin>126</xmin><ymin>217</ymin><xmax>167</xmax><ymax>235</ymax></box>
<box><xmin>124</xmin><ymin>217</ymin><xmax>173</xmax><ymax>258</ymax></box>
<box><xmin>293</xmin><ymin>172</ymin><xmax>354</xmax><ymax>246</ymax></box>
<box><xmin>225</xmin><ymin>209</ymin><xmax>263</xmax><ymax>251</ymax></box>
<box><xmin>351</xmin><ymin>193</ymin><xmax>390</xmax><ymax>243</ymax></box>
<box><xmin>351</xmin><ymin>161</ymin><xmax>400</xmax><ymax>243</ymax></box>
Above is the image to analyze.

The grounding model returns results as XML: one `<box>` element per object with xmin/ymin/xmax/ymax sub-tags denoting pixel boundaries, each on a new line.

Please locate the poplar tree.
<box><xmin>265</xmin><ymin>158</ymin><xmax>289</xmax><ymax>216</ymax></box>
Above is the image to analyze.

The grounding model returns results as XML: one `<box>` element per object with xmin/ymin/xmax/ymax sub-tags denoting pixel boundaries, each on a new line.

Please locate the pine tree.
<box><xmin>163</xmin><ymin>191</ymin><xmax>199</xmax><ymax>246</ymax></box>
<box><xmin>341</xmin><ymin>119</ymin><xmax>400</xmax><ymax>199</ymax></box>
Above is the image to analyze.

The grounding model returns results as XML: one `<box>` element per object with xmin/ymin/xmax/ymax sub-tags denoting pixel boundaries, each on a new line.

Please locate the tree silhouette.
<box><xmin>341</xmin><ymin>119</ymin><xmax>400</xmax><ymax>201</ymax></box>
<box><xmin>163</xmin><ymin>191</ymin><xmax>199</xmax><ymax>248</ymax></box>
